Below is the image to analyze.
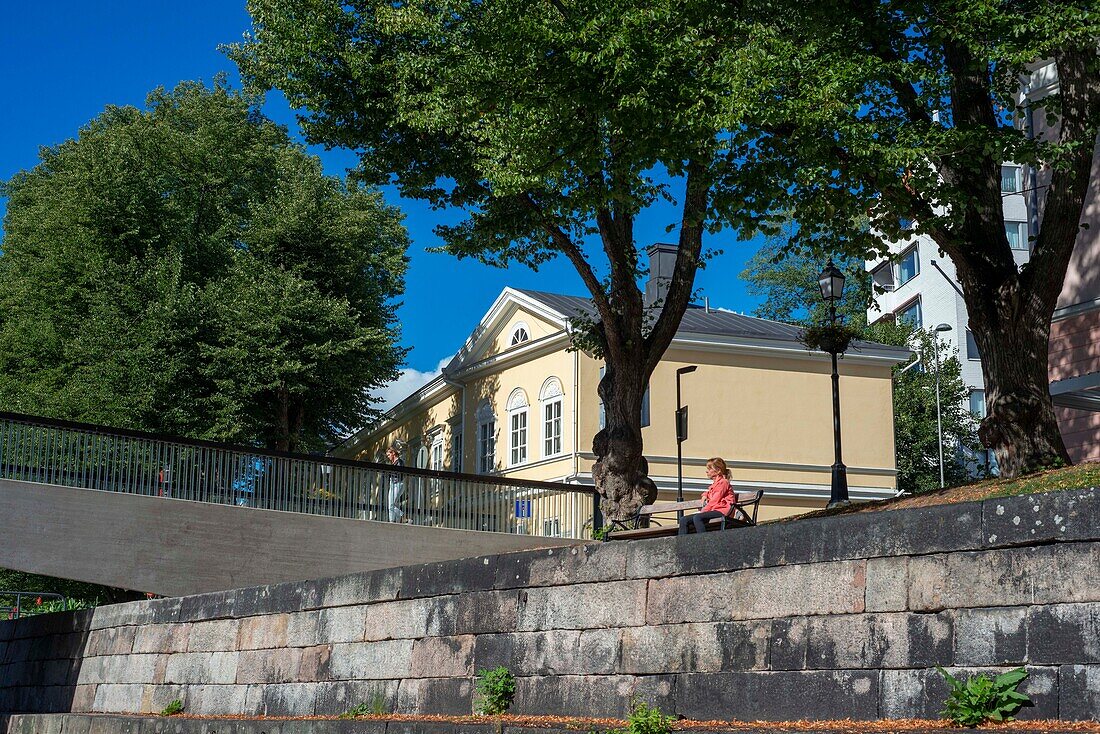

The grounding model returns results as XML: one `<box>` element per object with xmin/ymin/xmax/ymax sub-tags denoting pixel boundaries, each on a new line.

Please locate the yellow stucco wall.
<box><xmin>340</xmin><ymin>302</ymin><xmax>902</xmax><ymax>524</ymax></box>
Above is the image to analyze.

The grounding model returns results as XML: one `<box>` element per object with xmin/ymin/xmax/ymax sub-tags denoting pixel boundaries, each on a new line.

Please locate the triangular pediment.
<box><xmin>446</xmin><ymin>288</ymin><xmax>571</xmax><ymax>373</ymax></box>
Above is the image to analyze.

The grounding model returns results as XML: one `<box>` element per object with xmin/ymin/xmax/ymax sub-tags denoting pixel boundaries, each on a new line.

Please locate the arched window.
<box><xmin>476</xmin><ymin>401</ymin><xmax>496</xmax><ymax>473</ymax></box>
<box><xmin>510</xmin><ymin>322</ymin><xmax>531</xmax><ymax>346</ymax></box>
<box><xmin>507</xmin><ymin>388</ymin><xmax>529</xmax><ymax>466</ymax></box>
<box><xmin>540</xmin><ymin>377</ymin><xmax>565</xmax><ymax>457</ymax></box>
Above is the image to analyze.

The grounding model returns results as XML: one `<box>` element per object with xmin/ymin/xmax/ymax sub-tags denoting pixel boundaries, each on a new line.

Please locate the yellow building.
<box><xmin>336</xmin><ymin>249</ymin><xmax>909</xmax><ymax>527</ymax></box>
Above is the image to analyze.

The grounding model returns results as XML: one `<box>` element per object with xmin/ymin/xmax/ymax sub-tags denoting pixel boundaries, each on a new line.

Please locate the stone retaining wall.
<box><xmin>0</xmin><ymin>715</ymin><xmax>1089</xmax><ymax>734</ymax></box>
<box><xmin>2</xmin><ymin>487</ymin><xmax>1100</xmax><ymax>721</ymax></box>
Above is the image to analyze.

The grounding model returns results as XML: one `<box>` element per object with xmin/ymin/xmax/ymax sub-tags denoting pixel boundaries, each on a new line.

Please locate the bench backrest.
<box><xmin>639</xmin><ymin>489</ymin><xmax>764</xmax><ymax>522</ymax></box>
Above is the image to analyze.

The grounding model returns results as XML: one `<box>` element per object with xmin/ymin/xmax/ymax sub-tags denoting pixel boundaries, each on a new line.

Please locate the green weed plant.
<box><xmin>159</xmin><ymin>699</ymin><xmax>184</xmax><ymax>716</ymax></box>
<box><xmin>595</xmin><ymin>699</ymin><xmax>676</xmax><ymax>734</ymax></box>
<box><xmin>475</xmin><ymin>666</ymin><xmax>516</xmax><ymax>715</ymax></box>
<box><xmin>936</xmin><ymin>666</ymin><xmax>1030</xmax><ymax>727</ymax></box>
<box><xmin>338</xmin><ymin>692</ymin><xmax>387</xmax><ymax>719</ymax></box>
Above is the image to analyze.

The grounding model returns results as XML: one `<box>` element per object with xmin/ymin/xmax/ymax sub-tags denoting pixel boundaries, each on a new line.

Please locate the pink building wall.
<box><xmin>1032</xmin><ymin>79</ymin><xmax>1100</xmax><ymax>463</ymax></box>
<box><xmin>1050</xmin><ymin>311</ymin><xmax>1100</xmax><ymax>463</ymax></box>
<box><xmin>1045</xmin><ymin>130</ymin><xmax>1099</xmax><ymax>464</ymax></box>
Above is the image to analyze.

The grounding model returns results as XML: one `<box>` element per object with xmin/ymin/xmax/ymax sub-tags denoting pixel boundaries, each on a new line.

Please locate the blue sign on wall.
<box><xmin>515</xmin><ymin>499</ymin><xmax>533</xmax><ymax>518</ymax></box>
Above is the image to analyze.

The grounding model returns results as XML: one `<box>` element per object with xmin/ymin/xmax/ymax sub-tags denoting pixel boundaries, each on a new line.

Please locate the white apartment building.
<box><xmin>867</xmin><ymin>59</ymin><xmax>1100</xmax><ymax>465</ymax></box>
<box><xmin>866</xmin><ymin>164</ymin><xmax>1032</xmax><ymax>422</ymax></box>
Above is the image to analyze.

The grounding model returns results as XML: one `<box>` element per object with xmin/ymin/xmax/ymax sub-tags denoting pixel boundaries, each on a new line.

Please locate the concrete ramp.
<box><xmin>0</xmin><ymin>478</ymin><xmax>577</xmax><ymax>596</ymax></box>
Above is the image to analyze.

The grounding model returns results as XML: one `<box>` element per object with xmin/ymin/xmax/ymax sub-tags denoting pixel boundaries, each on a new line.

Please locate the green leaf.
<box><xmin>994</xmin><ymin>667</ymin><xmax>1029</xmax><ymax>688</ymax></box>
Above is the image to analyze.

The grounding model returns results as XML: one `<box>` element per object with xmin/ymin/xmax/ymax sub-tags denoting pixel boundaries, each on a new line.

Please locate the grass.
<box><xmin>788</xmin><ymin>461</ymin><xmax>1100</xmax><ymax>522</ymax></box>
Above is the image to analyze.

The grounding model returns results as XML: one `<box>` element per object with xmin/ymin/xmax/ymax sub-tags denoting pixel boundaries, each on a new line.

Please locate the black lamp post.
<box><xmin>818</xmin><ymin>261</ymin><xmax>850</xmax><ymax>508</ymax></box>
<box><xmin>675</xmin><ymin>365</ymin><xmax>698</xmax><ymax>520</ymax></box>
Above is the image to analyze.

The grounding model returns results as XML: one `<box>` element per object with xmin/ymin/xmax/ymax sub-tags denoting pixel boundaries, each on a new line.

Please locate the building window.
<box><xmin>540</xmin><ymin>377</ymin><xmax>564</xmax><ymax>457</ymax></box>
<box><xmin>431</xmin><ymin>434</ymin><xmax>444</xmax><ymax>471</ymax></box>
<box><xmin>507</xmin><ymin>388</ymin><xmax>529</xmax><ymax>466</ymax></box>
<box><xmin>510</xmin><ymin>322</ymin><xmax>530</xmax><ymax>346</ymax></box>
<box><xmin>598</xmin><ymin>367</ymin><xmax>650</xmax><ymax>429</ymax></box>
<box><xmin>543</xmin><ymin>518</ymin><xmax>561</xmax><ymax>537</ymax></box>
<box><xmin>969</xmin><ymin>390</ymin><xmax>987</xmax><ymax>418</ymax></box>
<box><xmin>1005</xmin><ymin>221</ymin><xmax>1028</xmax><ymax>250</ymax></box>
<box><xmin>896</xmin><ymin>298</ymin><xmax>923</xmax><ymax>328</ymax></box>
<box><xmin>871</xmin><ymin>261</ymin><xmax>895</xmax><ymax>292</ymax></box>
<box><xmin>895</xmin><ymin>245</ymin><xmax>919</xmax><ymax>287</ymax></box>
<box><xmin>451</xmin><ymin>428</ymin><xmax>463</xmax><ymax>472</ymax></box>
<box><xmin>1001</xmin><ymin>165</ymin><xmax>1020</xmax><ymax>193</ymax></box>
<box><xmin>965</xmin><ymin>329</ymin><xmax>981</xmax><ymax>361</ymax></box>
<box><xmin>476</xmin><ymin>401</ymin><xmax>496</xmax><ymax>473</ymax></box>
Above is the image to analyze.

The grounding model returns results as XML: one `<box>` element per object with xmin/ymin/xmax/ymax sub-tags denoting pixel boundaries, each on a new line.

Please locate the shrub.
<box><xmin>475</xmin><ymin>666</ymin><xmax>516</xmax><ymax>715</ymax></box>
<box><xmin>159</xmin><ymin>699</ymin><xmax>184</xmax><ymax>716</ymax></box>
<box><xmin>936</xmin><ymin>666</ymin><xmax>1031</xmax><ymax>727</ymax></box>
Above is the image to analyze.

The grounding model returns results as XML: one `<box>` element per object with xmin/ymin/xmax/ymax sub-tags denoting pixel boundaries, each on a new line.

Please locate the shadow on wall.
<box><xmin>0</xmin><ymin>608</ymin><xmax>93</xmax><ymax>713</ymax></box>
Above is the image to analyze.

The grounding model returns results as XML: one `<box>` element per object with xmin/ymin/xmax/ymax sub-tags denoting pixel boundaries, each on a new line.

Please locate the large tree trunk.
<box><xmin>583</xmin><ymin>161</ymin><xmax>709</xmax><ymax>521</ymax></box>
<box><xmin>930</xmin><ymin>42</ymin><xmax>1097</xmax><ymax>479</ymax></box>
<box><xmin>591</xmin><ymin>359</ymin><xmax>647</xmax><ymax>520</ymax></box>
<box><xmin>970</xmin><ymin>304</ymin><xmax>1071</xmax><ymax>475</ymax></box>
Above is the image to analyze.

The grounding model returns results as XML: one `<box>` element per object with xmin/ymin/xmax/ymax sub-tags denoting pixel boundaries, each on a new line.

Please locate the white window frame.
<box><xmin>476</xmin><ymin>401</ymin><xmax>496</xmax><ymax>474</ymax></box>
<box><xmin>894</xmin><ymin>245</ymin><xmax>919</xmax><ymax>288</ymax></box>
<box><xmin>540</xmin><ymin>377</ymin><xmax>564</xmax><ymax>458</ymax></box>
<box><xmin>450</xmin><ymin>427</ymin><xmax>463</xmax><ymax>472</ymax></box>
<box><xmin>507</xmin><ymin>388</ymin><xmax>529</xmax><ymax>467</ymax></box>
<box><xmin>1001</xmin><ymin>165</ymin><xmax>1020</xmax><ymax>193</ymax></box>
<box><xmin>509</xmin><ymin>321</ymin><xmax>531</xmax><ymax>347</ymax></box>
<box><xmin>1005</xmin><ymin>221</ymin><xmax>1028</xmax><ymax>250</ymax></box>
<box><xmin>430</xmin><ymin>433</ymin><xmax>444</xmax><ymax>471</ymax></box>
<box><xmin>969</xmin><ymin>389</ymin><xmax>987</xmax><ymax>419</ymax></box>
<box><xmin>896</xmin><ymin>297</ymin><xmax>923</xmax><ymax>328</ymax></box>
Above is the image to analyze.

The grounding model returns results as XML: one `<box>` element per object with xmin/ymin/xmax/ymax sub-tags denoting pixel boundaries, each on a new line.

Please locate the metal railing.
<box><xmin>0</xmin><ymin>412</ymin><xmax>600</xmax><ymax>539</ymax></box>
<box><xmin>0</xmin><ymin>591</ymin><xmax>67</xmax><ymax>620</ymax></box>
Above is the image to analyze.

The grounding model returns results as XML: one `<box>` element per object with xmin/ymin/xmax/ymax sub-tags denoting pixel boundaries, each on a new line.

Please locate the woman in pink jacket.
<box><xmin>678</xmin><ymin>457</ymin><xmax>737</xmax><ymax>536</ymax></box>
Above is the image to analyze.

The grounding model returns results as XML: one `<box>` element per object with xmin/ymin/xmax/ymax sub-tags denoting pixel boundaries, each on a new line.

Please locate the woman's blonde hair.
<box><xmin>706</xmin><ymin>457</ymin><xmax>731</xmax><ymax>480</ymax></box>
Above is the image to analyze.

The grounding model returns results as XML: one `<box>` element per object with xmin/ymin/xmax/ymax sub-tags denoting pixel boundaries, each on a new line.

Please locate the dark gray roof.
<box><xmin>516</xmin><ymin>288</ymin><xmax>908</xmax><ymax>355</ymax></box>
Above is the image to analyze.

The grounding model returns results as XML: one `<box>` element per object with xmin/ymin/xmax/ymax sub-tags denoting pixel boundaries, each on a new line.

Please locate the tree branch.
<box><xmin>1020</xmin><ymin>45</ymin><xmax>1100</xmax><ymax>312</ymax></box>
<box><xmin>518</xmin><ymin>193</ymin><xmax>619</xmax><ymax>350</ymax></box>
<box><xmin>644</xmin><ymin>159</ymin><xmax>708</xmax><ymax>374</ymax></box>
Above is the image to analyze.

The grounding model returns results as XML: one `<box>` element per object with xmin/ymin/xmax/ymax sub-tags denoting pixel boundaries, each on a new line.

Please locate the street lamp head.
<box><xmin>676</xmin><ymin>365</ymin><xmax>698</xmax><ymax>376</ymax></box>
<box><xmin>818</xmin><ymin>260</ymin><xmax>846</xmax><ymax>303</ymax></box>
<box><xmin>934</xmin><ymin>323</ymin><xmax>953</xmax><ymax>332</ymax></box>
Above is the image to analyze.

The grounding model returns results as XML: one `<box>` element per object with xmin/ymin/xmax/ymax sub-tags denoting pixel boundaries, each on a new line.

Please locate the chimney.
<box><xmin>644</xmin><ymin>242</ymin><xmax>678</xmax><ymax>307</ymax></box>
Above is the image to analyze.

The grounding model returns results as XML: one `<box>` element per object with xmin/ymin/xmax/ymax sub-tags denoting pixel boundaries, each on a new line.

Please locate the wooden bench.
<box><xmin>606</xmin><ymin>490</ymin><xmax>763</xmax><ymax>540</ymax></box>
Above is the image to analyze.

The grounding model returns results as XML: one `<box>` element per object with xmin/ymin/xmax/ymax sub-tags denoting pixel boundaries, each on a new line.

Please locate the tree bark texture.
<box><xmin>963</xmin><ymin>280</ymin><xmax>1072</xmax><ymax>475</ymax></box>
<box><xmin>586</xmin><ymin>162</ymin><xmax>709</xmax><ymax>520</ymax></box>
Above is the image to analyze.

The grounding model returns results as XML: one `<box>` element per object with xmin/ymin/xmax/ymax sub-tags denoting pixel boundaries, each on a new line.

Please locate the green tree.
<box><xmin>0</xmin><ymin>81</ymin><xmax>408</xmax><ymax>451</ymax></box>
<box><xmin>869</xmin><ymin>322</ymin><xmax>983</xmax><ymax>494</ymax></box>
<box><xmin>230</xmin><ymin>0</ymin><xmax>756</xmax><ymax>518</ymax></box>
<box><xmin>720</xmin><ymin>0</ymin><xmax>1100</xmax><ymax>477</ymax></box>
<box><xmin>742</xmin><ymin>241</ymin><xmax>872</xmax><ymax>327</ymax></box>
<box><xmin>743</xmin><ymin>250</ymin><xmax>981</xmax><ymax>493</ymax></box>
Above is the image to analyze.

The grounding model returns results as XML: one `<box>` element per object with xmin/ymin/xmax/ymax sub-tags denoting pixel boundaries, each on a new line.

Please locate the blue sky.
<box><xmin>0</xmin><ymin>0</ymin><xmax>767</xmax><ymax>406</ymax></box>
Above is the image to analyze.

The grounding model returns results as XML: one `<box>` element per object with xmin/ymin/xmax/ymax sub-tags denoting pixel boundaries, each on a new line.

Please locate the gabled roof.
<box><xmin>514</xmin><ymin>288</ymin><xmax>909</xmax><ymax>357</ymax></box>
<box><xmin>339</xmin><ymin>286</ymin><xmax>909</xmax><ymax>453</ymax></box>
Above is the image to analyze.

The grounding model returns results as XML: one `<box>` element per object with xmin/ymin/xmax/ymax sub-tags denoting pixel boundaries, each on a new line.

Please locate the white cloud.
<box><xmin>372</xmin><ymin>355</ymin><xmax>453</xmax><ymax>412</ymax></box>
